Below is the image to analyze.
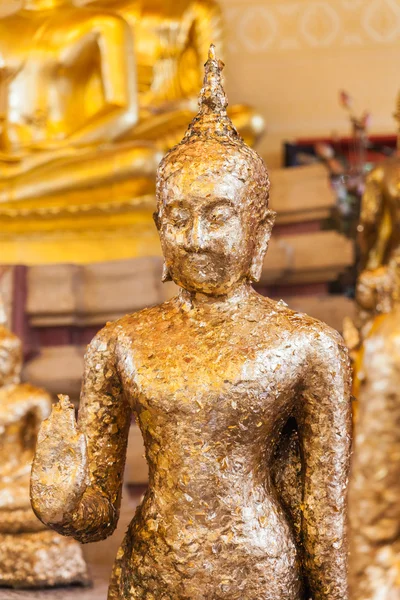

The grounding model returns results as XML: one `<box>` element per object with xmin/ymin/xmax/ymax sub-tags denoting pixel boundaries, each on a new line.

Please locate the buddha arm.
<box><xmin>31</xmin><ymin>325</ymin><xmax>131</xmax><ymax>544</ymax></box>
<box><xmin>55</xmin><ymin>15</ymin><xmax>139</xmax><ymax>148</ymax></box>
<box><xmin>296</xmin><ymin>331</ymin><xmax>352</xmax><ymax>600</ymax></box>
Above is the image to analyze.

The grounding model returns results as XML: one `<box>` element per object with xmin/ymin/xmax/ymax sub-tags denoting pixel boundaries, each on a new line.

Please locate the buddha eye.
<box><xmin>168</xmin><ymin>208</ymin><xmax>190</xmax><ymax>228</ymax></box>
<box><xmin>208</xmin><ymin>205</ymin><xmax>234</xmax><ymax>227</ymax></box>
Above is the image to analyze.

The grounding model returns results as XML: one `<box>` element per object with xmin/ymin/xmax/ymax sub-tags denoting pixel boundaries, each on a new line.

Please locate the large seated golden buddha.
<box><xmin>0</xmin><ymin>0</ymin><xmax>264</xmax><ymax>264</ymax></box>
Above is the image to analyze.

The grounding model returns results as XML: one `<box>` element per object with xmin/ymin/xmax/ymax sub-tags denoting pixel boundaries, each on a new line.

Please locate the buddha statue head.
<box><xmin>0</xmin><ymin>296</ymin><xmax>22</xmax><ymax>387</ymax></box>
<box><xmin>155</xmin><ymin>45</ymin><xmax>274</xmax><ymax>296</ymax></box>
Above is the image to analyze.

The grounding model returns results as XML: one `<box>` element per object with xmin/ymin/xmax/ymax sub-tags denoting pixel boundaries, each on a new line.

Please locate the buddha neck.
<box><xmin>178</xmin><ymin>281</ymin><xmax>255</xmax><ymax>313</ymax></box>
<box><xmin>22</xmin><ymin>0</ymin><xmax>71</xmax><ymax>10</ymax></box>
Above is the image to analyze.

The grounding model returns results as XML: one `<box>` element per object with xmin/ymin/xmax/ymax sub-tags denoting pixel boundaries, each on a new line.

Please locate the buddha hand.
<box><xmin>31</xmin><ymin>394</ymin><xmax>89</xmax><ymax>527</ymax></box>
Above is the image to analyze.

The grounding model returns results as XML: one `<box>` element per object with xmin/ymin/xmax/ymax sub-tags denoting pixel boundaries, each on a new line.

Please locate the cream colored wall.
<box><xmin>2</xmin><ymin>0</ymin><xmax>400</xmax><ymax>166</ymax></box>
<box><xmin>219</xmin><ymin>0</ymin><xmax>400</xmax><ymax>166</ymax></box>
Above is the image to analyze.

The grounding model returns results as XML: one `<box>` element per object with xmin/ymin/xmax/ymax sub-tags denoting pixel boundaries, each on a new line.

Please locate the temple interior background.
<box><xmin>1</xmin><ymin>0</ymin><xmax>400</xmax><ymax>597</ymax></box>
<box><xmin>1</xmin><ymin>0</ymin><xmax>400</xmax><ymax>168</ymax></box>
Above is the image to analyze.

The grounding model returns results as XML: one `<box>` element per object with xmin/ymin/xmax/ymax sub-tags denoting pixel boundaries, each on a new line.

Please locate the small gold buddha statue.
<box><xmin>348</xmin><ymin>93</ymin><xmax>400</xmax><ymax>599</ymax></box>
<box><xmin>0</xmin><ymin>297</ymin><xmax>88</xmax><ymax>588</ymax></box>
<box><xmin>31</xmin><ymin>47</ymin><xmax>351</xmax><ymax>600</ymax></box>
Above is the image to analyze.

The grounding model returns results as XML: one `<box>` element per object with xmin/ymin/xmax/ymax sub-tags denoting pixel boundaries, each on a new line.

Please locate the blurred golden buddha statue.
<box><xmin>0</xmin><ymin>0</ymin><xmax>161</xmax><ymax>203</ymax></box>
<box><xmin>344</xmin><ymin>93</ymin><xmax>400</xmax><ymax>390</ymax></box>
<box><xmin>87</xmin><ymin>0</ymin><xmax>264</xmax><ymax>149</ymax></box>
<box><xmin>0</xmin><ymin>0</ymin><xmax>264</xmax><ymax>264</ymax></box>
<box><xmin>349</xmin><ymin>255</ymin><xmax>400</xmax><ymax>599</ymax></box>
<box><xmin>0</xmin><ymin>297</ymin><xmax>88</xmax><ymax>588</ymax></box>
<box><xmin>348</xmin><ymin>94</ymin><xmax>400</xmax><ymax>599</ymax></box>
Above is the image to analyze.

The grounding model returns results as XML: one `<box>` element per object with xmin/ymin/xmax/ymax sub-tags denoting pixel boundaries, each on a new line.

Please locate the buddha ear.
<box><xmin>153</xmin><ymin>211</ymin><xmax>161</xmax><ymax>231</ymax></box>
<box><xmin>161</xmin><ymin>261</ymin><xmax>172</xmax><ymax>283</ymax></box>
<box><xmin>249</xmin><ymin>210</ymin><xmax>276</xmax><ymax>283</ymax></box>
<box><xmin>153</xmin><ymin>211</ymin><xmax>172</xmax><ymax>282</ymax></box>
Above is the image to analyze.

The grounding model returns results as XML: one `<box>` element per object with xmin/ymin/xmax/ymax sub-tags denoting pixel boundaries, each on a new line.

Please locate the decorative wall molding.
<box><xmin>220</xmin><ymin>0</ymin><xmax>400</xmax><ymax>52</ymax></box>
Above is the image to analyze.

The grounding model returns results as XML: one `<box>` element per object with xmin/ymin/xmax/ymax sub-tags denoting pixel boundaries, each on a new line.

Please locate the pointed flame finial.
<box><xmin>199</xmin><ymin>44</ymin><xmax>228</xmax><ymax>113</ymax></box>
<box><xmin>183</xmin><ymin>44</ymin><xmax>239</xmax><ymax>142</ymax></box>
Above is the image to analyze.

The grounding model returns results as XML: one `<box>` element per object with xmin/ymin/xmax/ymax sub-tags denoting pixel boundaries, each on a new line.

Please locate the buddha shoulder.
<box><xmin>264</xmin><ymin>296</ymin><xmax>348</xmax><ymax>359</ymax></box>
<box><xmin>366</xmin><ymin>156</ymin><xmax>400</xmax><ymax>186</ymax></box>
<box><xmin>0</xmin><ymin>13</ymin><xmax>34</xmax><ymax>41</ymax></box>
<box><xmin>20</xmin><ymin>5</ymin><xmax>131</xmax><ymax>39</ymax></box>
<box><xmin>87</xmin><ymin>297</ymin><xmax>348</xmax><ymax>363</ymax></box>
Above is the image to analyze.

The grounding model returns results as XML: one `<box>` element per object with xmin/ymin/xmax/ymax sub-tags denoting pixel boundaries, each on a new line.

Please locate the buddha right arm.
<box><xmin>63</xmin><ymin>15</ymin><xmax>139</xmax><ymax>146</ymax></box>
<box><xmin>31</xmin><ymin>325</ymin><xmax>131</xmax><ymax>544</ymax></box>
<box><xmin>22</xmin><ymin>14</ymin><xmax>139</xmax><ymax>154</ymax></box>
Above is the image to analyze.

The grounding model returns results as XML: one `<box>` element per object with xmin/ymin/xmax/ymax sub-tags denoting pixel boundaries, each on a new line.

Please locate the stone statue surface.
<box><xmin>0</xmin><ymin>297</ymin><xmax>88</xmax><ymax>588</ymax></box>
<box><xmin>31</xmin><ymin>47</ymin><xmax>352</xmax><ymax>600</ymax></box>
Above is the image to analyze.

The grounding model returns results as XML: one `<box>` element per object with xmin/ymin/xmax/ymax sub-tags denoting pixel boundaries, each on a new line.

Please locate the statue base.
<box><xmin>0</xmin><ymin>530</ymin><xmax>90</xmax><ymax>589</ymax></box>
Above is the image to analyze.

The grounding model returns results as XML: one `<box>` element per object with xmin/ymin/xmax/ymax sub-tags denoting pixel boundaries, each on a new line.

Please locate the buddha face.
<box><xmin>0</xmin><ymin>326</ymin><xmax>22</xmax><ymax>387</ymax></box>
<box><xmin>157</xmin><ymin>149</ymin><xmax>273</xmax><ymax>295</ymax></box>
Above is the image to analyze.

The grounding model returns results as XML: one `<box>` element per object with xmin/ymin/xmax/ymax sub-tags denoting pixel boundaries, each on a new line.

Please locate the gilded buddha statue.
<box><xmin>0</xmin><ymin>297</ymin><xmax>88</xmax><ymax>588</ymax></box>
<box><xmin>31</xmin><ymin>48</ymin><xmax>351</xmax><ymax>600</ymax></box>
<box><xmin>348</xmin><ymin>94</ymin><xmax>400</xmax><ymax>599</ymax></box>
<box><xmin>0</xmin><ymin>0</ymin><xmax>264</xmax><ymax>264</ymax></box>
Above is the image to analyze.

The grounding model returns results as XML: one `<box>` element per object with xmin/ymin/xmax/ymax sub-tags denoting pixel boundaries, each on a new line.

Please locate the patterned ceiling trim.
<box><xmin>221</xmin><ymin>0</ymin><xmax>400</xmax><ymax>52</ymax></box>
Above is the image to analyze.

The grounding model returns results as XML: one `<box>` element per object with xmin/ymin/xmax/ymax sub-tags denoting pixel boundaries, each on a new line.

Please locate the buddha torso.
<box><xmin>360</xmin><ymin>157</ymin><xmax>400</xmax><ymax>271</ymax></box>
<box><xmin>0</xmin><ymin>5</ymin><xmax>128</xmax><ymax>153</ymax></box>
<box><xmin>106</xmin><ymin>292</ymin><xmax>333</xmax><ymax>600</ymax></box>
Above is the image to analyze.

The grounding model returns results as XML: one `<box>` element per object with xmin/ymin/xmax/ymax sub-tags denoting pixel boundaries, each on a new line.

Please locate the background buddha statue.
<box><xmin>344</xmin><ymin>92</ymin><xmax>400</xmax><ymax>391</ymax></box>
<box><xmin>86</xmin><ymin>0</ymin><xmax>264</xmax><ymax>149</ymax></box>
<box><xmin>31</xmin><ymin>47</ymin><xmax>351</xmax><ymax>600</ymax></box>
<box><xmin>348</xmin><ymin>254</ymin><xmax>400</xmax><ymax>599</ymax></box>
<box><xmin>0</xmin><ymin>0</ymin><xmax>161</xmax><ymax>210</ymax></box>
<box><xmin>0</xmin><ymin>0</ymin><xmax>264</xmax><ymax>264</ymax></box>
<box><xmin>0</xmin><ymin>296</ymin><xmax>89</xmax><ymax>588</ymax></box>
<box><xmin>348</xmin><ymin>92</ymin><xmax>400</xmax><ymax>600</ymax></box>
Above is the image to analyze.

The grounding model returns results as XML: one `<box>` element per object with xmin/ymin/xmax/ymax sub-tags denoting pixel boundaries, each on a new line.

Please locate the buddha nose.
<box><xmin>186</xmin><ymin>216</ymin><xmax>206</xmax><ymax>252</ymax></box>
